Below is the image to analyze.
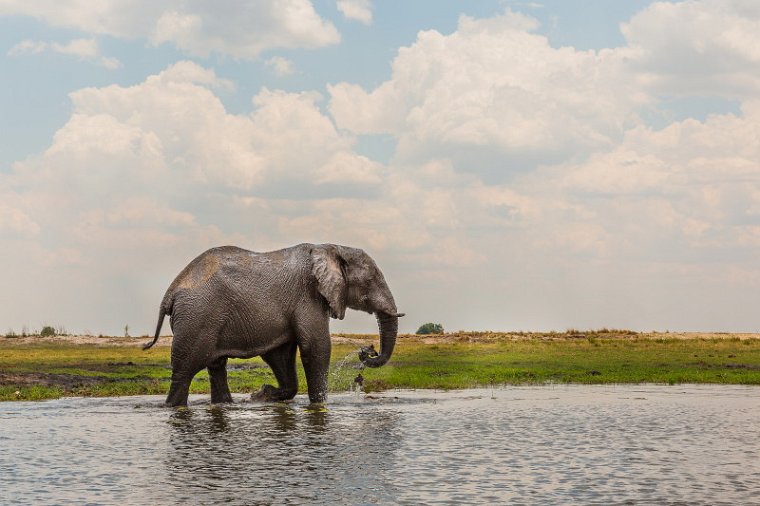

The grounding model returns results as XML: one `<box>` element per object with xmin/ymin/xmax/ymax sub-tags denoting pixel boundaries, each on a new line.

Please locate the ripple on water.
<box><xmin>0</xmin><ymin>385</ymin><xmax>758</xmax><ymax>505</ymax></box>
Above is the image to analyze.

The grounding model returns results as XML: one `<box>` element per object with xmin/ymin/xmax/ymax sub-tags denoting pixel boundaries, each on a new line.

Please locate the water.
<box><xmin>329</xmin><ymin>351</ymin><xmax>364</xmax><ymax>393</ymax></box>
<box><xmin>0</xmin><ymin>385</ymin><xmax>758</xmax><ymax>505</ymax></box>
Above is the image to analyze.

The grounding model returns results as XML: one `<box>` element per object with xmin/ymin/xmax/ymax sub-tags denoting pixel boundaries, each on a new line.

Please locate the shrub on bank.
<box><xmin>416</xmin><ymin>322</ymin><xmax>444</xmax><ymax>335</ymax></box>
<box><xmin>40</xmin><ymin>326</ymin><xmax>56</xmax><ymax>337</ymax></box>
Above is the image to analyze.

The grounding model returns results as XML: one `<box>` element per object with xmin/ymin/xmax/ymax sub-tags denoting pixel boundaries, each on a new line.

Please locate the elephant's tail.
<box><xmin>142</xmin><ymin>292</ymin><xmax>173</xmax><ymax>350</ymax></box>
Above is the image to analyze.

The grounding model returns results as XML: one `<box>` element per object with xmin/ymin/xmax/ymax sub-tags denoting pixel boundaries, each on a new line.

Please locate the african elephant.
<box><xmin>143</xmin><ymin>243</ymin><xmax>404</xmax><ymax>406</ymax></box>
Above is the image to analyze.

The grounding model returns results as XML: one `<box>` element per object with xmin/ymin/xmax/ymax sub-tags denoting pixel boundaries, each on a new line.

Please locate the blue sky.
<box><xmin>2</xmin><ymin>0</ymin><xmax>760</xmax><ymax>335</ymax></box>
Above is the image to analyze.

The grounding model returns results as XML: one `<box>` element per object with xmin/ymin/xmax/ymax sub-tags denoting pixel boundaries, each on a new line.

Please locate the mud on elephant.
<box><xmin>143</xmin><ymin>243</ymin><xmax>404</xmax><ymax>406</ymax></box>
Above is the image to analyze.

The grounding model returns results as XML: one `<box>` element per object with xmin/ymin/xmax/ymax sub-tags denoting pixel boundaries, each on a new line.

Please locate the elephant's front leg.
<box><xmin>297</xmin><ymin>324</ymin><xmax>332</xmax><ymax>404</ymax></box>
<box><xmin>208</xmin><ymin>357</ymin><xmax>233</xmax><ymax>404</ymax></box>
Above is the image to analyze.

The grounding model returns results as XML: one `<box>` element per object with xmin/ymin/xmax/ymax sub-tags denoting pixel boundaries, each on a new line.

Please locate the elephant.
<box><xmin>142</xmin><ymin>243</ymin><xmax>404</xmax><ymax>406</ymax></box>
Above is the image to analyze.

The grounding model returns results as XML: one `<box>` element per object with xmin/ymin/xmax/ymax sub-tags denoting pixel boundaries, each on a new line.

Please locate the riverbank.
<box><xmin>1</xmin><ymin>331</ymin><xmax>759</xmax><ymax>401</ymax></box>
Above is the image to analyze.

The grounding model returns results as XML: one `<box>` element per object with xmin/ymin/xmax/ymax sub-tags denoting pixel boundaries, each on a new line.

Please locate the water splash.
<box><xmin>329</xmin><ymin>349</ymin><xmax>365</xmax><ymax>394</ymax></box>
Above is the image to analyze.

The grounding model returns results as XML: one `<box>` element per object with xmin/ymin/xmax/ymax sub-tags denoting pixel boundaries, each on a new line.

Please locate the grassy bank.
<box><xmin>1</xmin><ymin>332</ymin><xmax>759</xmax><ymax>401</ymax></box>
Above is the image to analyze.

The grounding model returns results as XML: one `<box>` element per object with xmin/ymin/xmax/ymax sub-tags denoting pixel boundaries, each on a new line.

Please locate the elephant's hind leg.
<box><xmin>165</xmin><ymin>354</ymin><xmax>206</xmax><ymax>407</ymax></box>
<box><xmin>166</xmin><ymin>368</ymin><xmax>199</xmax><ymax>407</ymax></box>
<box><xmin>208</xmin><ymin>357</ymin><xmax>233</xmax><ymax>404</ymax></box>
<box><xmin>166</xmin><ymin>318</ymin><xmax>225</xmax><ymax>406</ymax></box>
<box><xmin>253</xmin><ymin>340</ymin><xmax>298</xmax><ymax>401</ymax></box>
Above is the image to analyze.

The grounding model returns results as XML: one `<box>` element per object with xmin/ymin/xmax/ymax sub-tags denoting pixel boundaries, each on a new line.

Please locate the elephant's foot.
<box><xmin>164</xmin><ymin>395</ymin><xmax>189</xmax><ymax>407</ymax></box>
<box><xmin>210</xmin><ymin>391</ymin><xmax>233</xmax><ymax>404</ymax></box>
<box><xmin>251</xmin><ymin>384</ymin><xmax>296</xmax><ymax>402</ymax></box>
<box><xmin>165</xmin><ymin>379</ymin><xmax>191</xmax><ymax>407</ymax></box>
<box><xmin>208</xmin><ymin>358</ymin><xmax>232</xmax><ymax>404</ymax></box>
<box><xmin>307</xmin><ymin>392</ymin><xmax>327</xmax><ymax>404</ymax></box>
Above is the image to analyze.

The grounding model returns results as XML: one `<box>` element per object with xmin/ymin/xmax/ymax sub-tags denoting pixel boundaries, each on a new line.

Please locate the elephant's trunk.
<box><xmin>359</xmin><ymin>312</ymin><xmax>400</xmax><ymax>368</ymax></box>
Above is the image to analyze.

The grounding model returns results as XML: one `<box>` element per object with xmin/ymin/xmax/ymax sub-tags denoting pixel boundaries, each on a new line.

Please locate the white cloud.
<box><xmin>46</xmin><ymin>62</ymin><xmax>379</xmax><ymax>194</ymax></box>
<box><xmin>322</xmin><ymin>2</ymin><xmax>759</xmax><ymax>257</ymax></box>
<box><xmin>7</xmin><ymin>39</ymin><xmax>47</xmax><ymax>55</ymax></box>
<box><xmin>314</xmin><ymin>152</ymin><xmax>383</xmax><ymax>184</ymax></box>
<box><xmin>265</xmin><ymin>56</ymin><xmax>295</xmax><ymax>76</ymax></box>
<box><xmin>0</xmin><ymin>202</ymin><xmax>40</xmax><ymax>237</ymax></box>
<box><xmin>518</xmin><ymin>101</ymin><xmax>760</xmax><ymax>264</ymax></box>
<box><xmin>7</xmin><ymin>37</ymin><xmax>122</xmax><ymax>68</ymax></box>
<box><xmin>0</xmin><ymin>1</ymin><xmax>158</xmax><ymax>37</ymax></box>
<box><xmin>622</xmin><ymin>0</ymin><xmax>760</xmax><ymax>98</ymax></box>
<box><xmin>51</xmin><ymin>38</ymin><xmax>99</xmax><ymax>58</ymax></box>
<box><xmin>329</xmin><ymin>10</ymin><xmax>647</xmax><ymax>178</ymax></box>
<box><xmin>150</xmin><ymin>60</ymin><xmax>235</xmax><ymax>90</ymax></box>
<box><xmin>0</xmin><ymin>0</ymin><xmax>340</xmax><ymax>59</ymax></box>
<box><xmin>53</xmin><ymin>38</ymin><xmax>122</xmax><ymax>69</ymax></box>
<box><xmin>327</xmin><ymin>1</ymin><xmax>760</xmax><ymax>183</ymax></box>
<box><xmin>336</xmin><ymin>0</ymin><xmax>373</xmax><ymax>25</ymax></box>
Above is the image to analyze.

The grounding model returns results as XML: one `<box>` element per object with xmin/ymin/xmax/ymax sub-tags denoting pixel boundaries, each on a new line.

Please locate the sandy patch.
<box><xmin>0</xmin><ymin>335</ymin><xmax>172</xmax><ymax>347</ymax></box>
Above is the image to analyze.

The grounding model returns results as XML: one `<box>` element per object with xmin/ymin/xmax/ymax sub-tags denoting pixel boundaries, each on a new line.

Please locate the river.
<box><xmin>0</xmin><ymin>385</ymin><xmax>758</xmax><ymax>505</ymax></box>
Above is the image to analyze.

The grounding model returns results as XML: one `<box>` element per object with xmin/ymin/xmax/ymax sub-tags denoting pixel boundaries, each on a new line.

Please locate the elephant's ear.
<box><xmin>310</xmin><ymin>245</ymin><xmax>348</xmax><ymax>320</ymax></box>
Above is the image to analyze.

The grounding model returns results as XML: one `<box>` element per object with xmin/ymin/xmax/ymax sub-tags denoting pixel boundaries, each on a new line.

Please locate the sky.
<box><xmin>1</xmin><ymin>0</ymin><xmax>760</xmax><ymax>336</ymax></box>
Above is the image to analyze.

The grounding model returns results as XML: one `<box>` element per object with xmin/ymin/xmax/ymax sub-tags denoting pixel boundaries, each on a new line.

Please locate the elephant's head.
<box><xmin>311</xmin><ymin>244</ymin><xmax>404</xmax><ymax>368</ymax></box>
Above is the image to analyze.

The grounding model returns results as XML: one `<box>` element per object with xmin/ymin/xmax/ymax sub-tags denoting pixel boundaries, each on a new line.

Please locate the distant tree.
<box><xmin>416</xmin><ymin>322</ymin><xmax>444</xmax><ymax>335</ymax></box>
<box><xmin>124</xmin><ymin>324</ymin><xmax>130</xmax><ymax>338</ymax></box>
<box><xmin>40</xmin><ymin>325</ymin><xmax>56</xmax><ymax>337</ymax></box>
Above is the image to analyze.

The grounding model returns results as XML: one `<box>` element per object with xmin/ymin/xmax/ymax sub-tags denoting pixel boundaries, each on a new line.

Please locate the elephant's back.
<box><xmin>168</xmin><ymin>245</ymin><xmax>304</xmax><ymax>308</ymax></box>
<box><xmin>168</xmin><ymin>246</ymin><xmax>256</xmax><ymax>291</ymax></box>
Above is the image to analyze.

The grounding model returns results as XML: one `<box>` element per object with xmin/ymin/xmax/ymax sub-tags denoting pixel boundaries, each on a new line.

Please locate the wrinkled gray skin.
<box><xmin>143</xmin><ymin>243</ymin><xmax>403</xmax><ymax>407</ymax></box>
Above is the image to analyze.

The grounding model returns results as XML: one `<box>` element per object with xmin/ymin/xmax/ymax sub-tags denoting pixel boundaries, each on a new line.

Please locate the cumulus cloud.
<box><xmin>7</xmin><ymin>39</ymin><xmax>47</xmax><ymax>55</ymax></box>
<box><xmin>336</xmin><ymin>0</ymin><xmax>373</xmax><ymax>25</ymax></box>
<box><xmin>37</xmin><ymin>61</ymin><xmax>381</xmax><ymax>195</ymax></box>
<box><xmin>509</xmin><ymin>101</ymin><xmax>760</xmax><ymax>276</ymax></box>
<box><xmin>622</xmin><ymin>0</ymin><xmax>760</xmax><ymax>98</ymax></box>
<box><xmin>0</xmin><ymin>0</ymin><xmax>340</xmax><ymax>58</ymax></box>
<box><xmin>323</xmin><ymin>2</ymin><xmax>760</xmax><ymax>262</ymax></box>
<box><xmin>149</xmin><ymin>59</ymin><xmax>236</xmax><ymax>90</ymax></box>
<box><xmin>329</xmin><ymin>10</ymin><xmax>647</xmax><ymax>179</ymax></box>
<box><xmin>149</xmin><ymin>2</ymin><xmax>340</xmax><ymax>58</ymax></box>
<box><xmin>7</xmin><ymin>38</ymin><xmax>121</xmax><ymax>68</ymax></box>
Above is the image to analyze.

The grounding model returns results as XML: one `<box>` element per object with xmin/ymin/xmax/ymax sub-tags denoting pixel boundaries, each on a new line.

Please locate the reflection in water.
<box><xmin>0</xmin><ymin>386</ymin><xmax>758</xmax><ymax>505</ymax></box>
<box><xmin>164</xmin><ymin>400</ymin><xmax>401</xmax><ymax>504</ymax></box>
<box><xmin>208</xmin><ymin>406</ymin><xmax>230</xmax><ymax>433</ymax></box>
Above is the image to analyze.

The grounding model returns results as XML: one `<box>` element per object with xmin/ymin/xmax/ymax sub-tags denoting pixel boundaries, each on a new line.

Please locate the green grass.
<box><xmin>1</xmin><ymin>335</ymin><xmax>759</xmax><ymax>401</ymax></box>
<box><xmin>359</xmin><ymin>338</ymin><xmax>760</xmax><ymax>391</ymax></box>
